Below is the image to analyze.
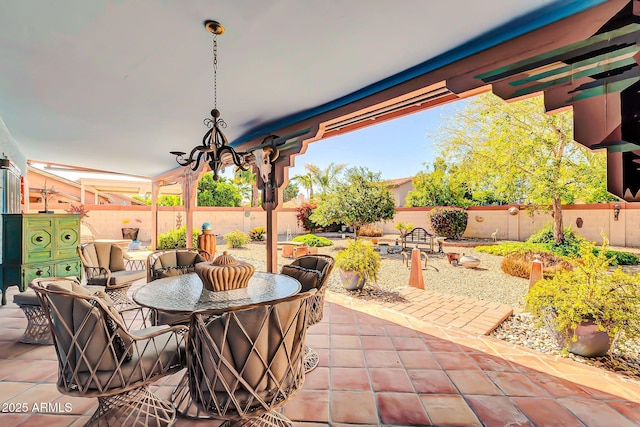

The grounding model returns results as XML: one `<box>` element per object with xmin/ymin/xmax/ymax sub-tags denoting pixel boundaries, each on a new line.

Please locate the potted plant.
<box><xmin>525</xmin><ymin>238</ymin><xmax>640</xmax><ymax>357</ymax></box>
<box><xmin>335</xmin><ymin>239</ymin><xmax>381</xmax><ymax>291</ymax></box>
<box><xmin>121</xmin><ymin>218</ymin><xmax>141</xmax><ymax>240</ymax></box>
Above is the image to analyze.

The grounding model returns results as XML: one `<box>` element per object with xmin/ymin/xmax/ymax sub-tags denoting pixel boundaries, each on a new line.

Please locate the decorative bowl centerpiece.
<box><xmin>195</xmin><ymin>251</ymin><xmax>255</xmax><ymax>291</ymax></box>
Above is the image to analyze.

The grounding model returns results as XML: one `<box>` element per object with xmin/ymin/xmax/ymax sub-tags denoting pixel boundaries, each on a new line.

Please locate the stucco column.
<box><xmin>150</xmin><ymin>181</ymin><xmax>160</xmax><ymax>249</ymax></box>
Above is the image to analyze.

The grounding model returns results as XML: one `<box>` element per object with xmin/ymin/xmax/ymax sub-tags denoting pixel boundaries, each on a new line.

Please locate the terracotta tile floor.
<box><xmin>1</xmin><ymin>283</ymin><xmax>639</xmax><ymax>426</ymax></box>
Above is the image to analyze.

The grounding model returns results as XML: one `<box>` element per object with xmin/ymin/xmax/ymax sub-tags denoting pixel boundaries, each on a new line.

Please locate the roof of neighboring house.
<box><xmin>384</xmin><ymin>177</ymin><xmax>413</xmax><ymax>188</ymax></box>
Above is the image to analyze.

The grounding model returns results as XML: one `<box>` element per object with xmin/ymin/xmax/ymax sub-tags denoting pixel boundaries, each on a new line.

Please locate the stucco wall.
<box><xmin>32</xmin><ymin>202</ymin><xmax>638</xmax><ymax>248</ymax></box>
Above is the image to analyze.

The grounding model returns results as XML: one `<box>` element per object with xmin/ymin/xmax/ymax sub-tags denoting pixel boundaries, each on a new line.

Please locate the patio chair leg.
<box><xmin>229</xmin><ymin>410</ymin><xmax>295</xmax><ymax>426</ymax></box>
<box><xmin>171</xmin><ymin>372</ymin><xmax>217</xmax><ymax>419</ymax></box>
<box><xmin>303</xmin><ymin>345</ymin><xmax>319</xmax><ymax>373</ymax></box>
<box><xmin>87</xmin><ymin>385</ymin><xmax>175</xmax><ymax>427</ymax></box>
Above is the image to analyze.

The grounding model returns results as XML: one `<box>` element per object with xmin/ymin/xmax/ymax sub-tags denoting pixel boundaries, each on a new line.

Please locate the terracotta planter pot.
<box><xmin>293</xmin><ymin>246</ymin><xmax>308</xmax><ymax>258</ymax></box>
<box><xmin>339</xmin><ymin>270</ymin><xmax>365</xmax><ymax>291</ymax></box>
<box><xmin>307</xmin><ymin>247</ymin><xmax>318</xmax><ymax>254</ymax></box>
<box><xmin>545</xmin><ymin>313</ymin><xmax>611</xmax><ymax>357</ymax></box>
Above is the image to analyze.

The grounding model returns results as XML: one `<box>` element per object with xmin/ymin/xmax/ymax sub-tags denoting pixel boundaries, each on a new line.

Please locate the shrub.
<box><xmin>157</xmin><ymin>226</ymin><xmax>199</xmax><ymax>249</ymax></box>
<box><xmin>223</xmin><ymin>230</ymin><xmax>249</xmax><ymax>248</ymax></box>
<box><xmin>594</xmin><ymin>248</ymin><xmax>639</xmax><ymax>266</ymax></box>
<box><xmin>358</xmin><ymin>224</ymin><xmax>383</xmax><ymax>237</ymax></box>
<box><xmin>291</xmin><ymin>234</ymin><xmax>333</xmax><ymax>247</ymax></box>
<box><xmin>476</xmin><ymin>232</ymin><xmax>640</xmax><ymax>265</ymax></box>
<box><xmin>296</xmin><ymin>203</ymin><xmax>318</xmax><ymax>231</ymax></box>
<box><xmin>501</xmin><ymin>251</ymin><xmax>573</xmax><ymax>279</ymax></box>
<box><xmin>248</xmin><ymin>226</ymin><xmax>266</xmax><ymax>241</ymax></box>
<box><xmin>428</xmin><ymin>207</ymin><xmax>468</xmax><ymax>239</ymax></box>
<box><xmin>476</xmin><ymin>242</ymin><xmax>549</xmax><ymax>256</ymax></box>
<box><xmin>394</xmin><ymin>222</ymin><xmax>414</xmax><ymax>236</ymax></box>
<box><xmin>526</xmin><ymin>226</ymin><xmax>585</xmax><ymax>258</ymax></box>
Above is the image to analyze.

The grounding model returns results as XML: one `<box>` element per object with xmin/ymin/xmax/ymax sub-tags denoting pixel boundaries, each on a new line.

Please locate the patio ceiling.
<box><xmin>0</xmin><ymin>0</ymin><xmax>601</xmax><ymax>179</ymax></box>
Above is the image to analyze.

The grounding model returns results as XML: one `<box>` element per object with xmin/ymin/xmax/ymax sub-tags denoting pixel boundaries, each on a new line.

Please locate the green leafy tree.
<box><xmin>283</xmin><ymin>182</ymin><xmax>300</xmax><ymax>203</ymax></box>
<box><xmin>132</xmin><ymin>195</ymin><xmax>182</xmax><ymax>206</ymax></box>
<box><xmin>197</xmin><ymin>174</ymin><xmax>242</xmax><ymax>207</ymax></box>
<box><xmin>405</xmin><ymin>158</ymin><xmax>471</xmax><ymax>207</ymax></box>
<box><xmin>310</xmin><ymin>167</ymin><xmax>395</xmax><ymax>237</ymax></box>
<box><xmin>438</xmin><ymin>93</ymin><xmax>611</xmax><ymax>244</ymax></box>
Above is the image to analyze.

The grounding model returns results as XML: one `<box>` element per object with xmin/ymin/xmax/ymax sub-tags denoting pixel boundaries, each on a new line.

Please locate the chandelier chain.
<box><xmin>213</xmin><ymin>34</ymin><xmax>218</xmax><ymax>110</ymax></box>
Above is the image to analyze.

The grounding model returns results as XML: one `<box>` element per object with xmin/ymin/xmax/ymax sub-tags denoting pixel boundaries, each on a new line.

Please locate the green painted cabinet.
<box><xmin>1</xmin><ymin>214</ymin><xmax>81</xmax><ymax>304</ymax></box>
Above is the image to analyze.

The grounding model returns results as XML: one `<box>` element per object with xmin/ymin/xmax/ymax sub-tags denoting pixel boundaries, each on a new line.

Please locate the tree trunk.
<box><xmin>553</xmin><ymin>197</ymin><xmax>564</xmax><ymax>244</ymax></box>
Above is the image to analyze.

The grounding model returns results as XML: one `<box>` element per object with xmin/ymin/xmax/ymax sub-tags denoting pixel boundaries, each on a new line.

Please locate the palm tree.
<box><xmin>290</xmin><ymin>172</ymin><xmax>314</xmax><ymax>200</ymax></box>
<box><xmin>305</xmin><ymin>162</ymin><xmax>346</xmax><ymax>195</ymax></box>
<box><xmin>233</xmin><ymin>169</ymin><xmax>258</xmax><ymax>207</ymax></box>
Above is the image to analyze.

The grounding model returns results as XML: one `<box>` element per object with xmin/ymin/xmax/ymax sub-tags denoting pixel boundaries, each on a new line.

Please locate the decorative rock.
<box><xmin>460</xmin><ymin>254</ymin><xmax>480</xmax><ymax>268</ymax></box>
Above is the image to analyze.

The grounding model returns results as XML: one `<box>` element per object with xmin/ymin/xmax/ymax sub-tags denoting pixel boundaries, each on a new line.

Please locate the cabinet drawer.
<box><xmin>23</xmin><ymin>264</ymin><xmax>53</xmax><ymax>285</ymax></box>
<box><xmin>55</xmin><ymin>260</ymin><xmax>82</xmax><ymax>278</ymax></box>
<box><xmin>26</xmin><ymin>250</ymin><xmax>55</xmax><ymax>264</ymax></box>
<box><xmin>55</xmin><ymin>247</ymin><xmax>78</xmax><ymax>259</ymax></box>
<box><xmin>26</xmin><ymin>216</ymin><xmax>54</xmax><ymax>231</ymax></box>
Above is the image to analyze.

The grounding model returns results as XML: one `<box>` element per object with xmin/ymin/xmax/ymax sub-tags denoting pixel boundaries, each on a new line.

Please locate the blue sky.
<box><xmin>40</xmin><ymin>102</ymin><xmax>459</xmax><ymax>184</ymax></box>
<box><xmin>286</xmin><ymin>103</ymin><xmax>458</xmax><ymax>181</ymax></box>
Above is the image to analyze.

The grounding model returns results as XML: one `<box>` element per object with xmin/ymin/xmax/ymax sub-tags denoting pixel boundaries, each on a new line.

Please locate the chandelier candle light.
<box><xmin>170</xmin><ymin>20</ymin><xmax>253</xmax><ymax>180</ymax></box>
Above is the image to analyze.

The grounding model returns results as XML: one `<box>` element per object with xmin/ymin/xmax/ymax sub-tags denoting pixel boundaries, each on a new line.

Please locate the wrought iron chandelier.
<box><xmin>170</xmin><ymin>20</ymin><xmax>251</xmax><ymax>180</ymax></box>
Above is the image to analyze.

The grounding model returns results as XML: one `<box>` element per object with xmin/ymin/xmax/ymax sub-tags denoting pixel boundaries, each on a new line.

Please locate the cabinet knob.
<box><xmin>36</xmin><ymin>270</ymin><xmax>43</xmax><ymax>276</ymax></box>
<box><xmin>65</xmin><ymin>265</ymin><xmax>72</xmax><ymax>272</ymax></box>
<box><xmin>64</xmin><ymin>234</ymin><xmax>71</xmax><ymax>240</ymax></box>
<box><xmin>36</xmin><ymin>236</ymin><xmax>44</xmax><ymax>242</ymax></box>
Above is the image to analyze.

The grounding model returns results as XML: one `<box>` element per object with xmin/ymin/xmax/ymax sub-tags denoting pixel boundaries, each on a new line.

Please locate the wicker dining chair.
<box><xmin>30</xmin><ymin>277</ymin><xmax>188</xmax><ymax>427</ymax></box>
<box><xmin>187</xmin><ymin>290</ymin><xmax>315</xmax><ymax>426</ymax></box>
<box><xmin>78</xmin><ymin>242</ymin><xmax>146</xmax><ymax>310</ymax></box>
<box><xmin>146</xmin><ymin>248</ymin><xmax>211</xmax><ymax>282</ymax></box>
<box><xmin>280</xmin><ymin>254</ymin><xmax>335</xmax><ymax>372</ymax></box>
<box><xmin>145</xmin><ymin>248</ymin><xmax>212</xmax><ymax>325</ymax></box>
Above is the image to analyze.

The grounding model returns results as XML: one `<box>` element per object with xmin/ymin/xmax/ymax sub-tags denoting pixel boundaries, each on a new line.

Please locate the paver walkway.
<box><xmin>1</xmin><ymin>281</ymin><xmax>638</xmax><ymax>426</ymax></box>
<box><xmin>376</xmin><ymin>286</ymin><xmax>513</xmax><ymax>335</ymax></box>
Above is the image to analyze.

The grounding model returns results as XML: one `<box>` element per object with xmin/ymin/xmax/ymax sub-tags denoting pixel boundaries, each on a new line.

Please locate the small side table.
<box><xmin>13</xmin><ymin>291</ymin><xmax>53</xmax><ymax>345</ymax></box>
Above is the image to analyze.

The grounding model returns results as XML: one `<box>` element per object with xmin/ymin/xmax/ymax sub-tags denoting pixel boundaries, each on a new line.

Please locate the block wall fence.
<box><xmin>30</xmin><ymin>203</ymin><xmax>639</xmax><ymax>248</ymax></box>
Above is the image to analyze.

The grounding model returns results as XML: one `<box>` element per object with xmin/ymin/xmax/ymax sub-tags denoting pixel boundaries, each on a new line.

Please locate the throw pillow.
<box><xmin>281</xmin><ymin>265</ymin><xmax>320</xmax><ymax>293</ymax></box>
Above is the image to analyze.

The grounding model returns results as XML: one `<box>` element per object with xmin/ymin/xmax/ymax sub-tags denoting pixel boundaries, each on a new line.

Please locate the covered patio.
<box><xmin>1</xmin><ymin>280</ymin><xmax>639</xmax><ymax>426</ymax></box>
<box><xmin>2</xmin><ymin>1</ymin><xmax>640</xmax><ymax>425</ymax></box>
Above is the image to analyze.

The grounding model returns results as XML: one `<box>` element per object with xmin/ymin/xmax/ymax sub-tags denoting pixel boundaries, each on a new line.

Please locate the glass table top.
<box><xmin>132</xmin><ymin>271</ymin><xmax>301</xmax><ymax>313</ymax></box>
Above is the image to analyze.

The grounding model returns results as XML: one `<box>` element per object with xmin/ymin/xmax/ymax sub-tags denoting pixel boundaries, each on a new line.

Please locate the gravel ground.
<box><xmin>224</xmin><ymin>237</ymin><xmax>530</xmax><ymax>309</ymax></box>
<box><xmin>492</xmin><ymin>313</ymin><xmax>640</xmax><ymax>381</ymax></box>
<box><xmin>222</xmin><ymin>238</ymin><xmax>639</xmax><ymax>382</ymax></box>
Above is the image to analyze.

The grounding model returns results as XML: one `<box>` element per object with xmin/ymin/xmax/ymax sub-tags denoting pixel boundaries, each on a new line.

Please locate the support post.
<box><xmin>266</xmin><ymin>205</ymin><xmax>278</xmax><ymax>273</ymax></box>
<box><xmin>150</xmin><ymin>181</ymin><xmax>160</xmax><ymax>250</ymax></box>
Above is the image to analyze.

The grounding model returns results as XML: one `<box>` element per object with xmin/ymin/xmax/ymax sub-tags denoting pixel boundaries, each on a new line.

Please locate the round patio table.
<box><xmin>132</xmin><ymin>271</ymin><xmax>301</xmax><ymax>419</ymax></box>
<box><xmin>133</xmin><ymin>271</ymin><xmax>301</xmax><ymax>313</ymax></box>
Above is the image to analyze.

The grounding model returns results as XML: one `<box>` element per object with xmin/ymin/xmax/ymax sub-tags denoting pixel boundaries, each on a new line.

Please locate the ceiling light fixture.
<box><xmin>170</xmin><ymin>20</ymin><xmax>252</xmax><ymax>180</ymax></box>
